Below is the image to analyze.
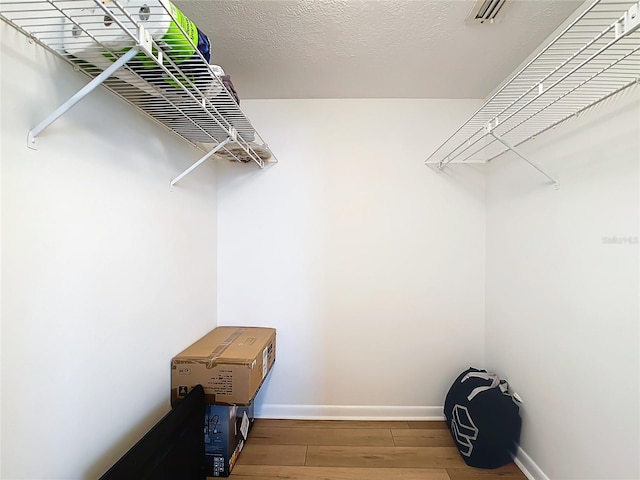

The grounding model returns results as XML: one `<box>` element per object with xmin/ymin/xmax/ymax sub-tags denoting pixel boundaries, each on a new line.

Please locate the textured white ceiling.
<box><xmin>173</xmin><ymin>0</ymin><xmax>585</xmax><ymax>99</ymax></box>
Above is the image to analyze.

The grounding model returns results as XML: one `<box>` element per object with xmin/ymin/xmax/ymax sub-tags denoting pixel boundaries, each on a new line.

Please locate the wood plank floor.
<box><xmin>232</xmin><ymin>419</ymin><xmax>527</xmax><ymax>479</ymax></box>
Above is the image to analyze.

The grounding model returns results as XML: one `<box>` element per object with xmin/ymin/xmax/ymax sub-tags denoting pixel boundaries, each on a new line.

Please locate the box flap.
<box><xmin>173</xmin><ymin>327</ymin><xmax>275</xmax><ymax>366</ymax></box>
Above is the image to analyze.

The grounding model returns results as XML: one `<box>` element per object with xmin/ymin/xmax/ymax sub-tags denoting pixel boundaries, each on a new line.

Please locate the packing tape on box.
<box><xmin>204</xmin><ymin>328</ymin><xmax>247</xmax><ymax>369</ymax></box>
<box><xmin>172</xmin><ymin>327</ymin><xmax>248</xmax><ymax>369</ymax></box>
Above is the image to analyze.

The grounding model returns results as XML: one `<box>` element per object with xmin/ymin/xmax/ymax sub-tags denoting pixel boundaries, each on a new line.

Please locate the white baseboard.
<box><xmin>255</xmin><ymin>406</ymin><xmax>548</xmax><ymax>480</ymax></box>
<box><xmin>515</xmin><ymin>446</ymin><xmax>550</xmax><ymax>480</ymax></box>
<box><xmin>255</xmin><ymin>404</ymin><xmax>445</xmax><ymax>421</ymax></box>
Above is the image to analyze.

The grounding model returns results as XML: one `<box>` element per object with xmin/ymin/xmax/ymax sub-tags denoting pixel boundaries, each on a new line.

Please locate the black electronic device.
<box><xmin>99</xmin><ymin>384</ymin><xmax>206</xmax><ymax>480</ymax></box>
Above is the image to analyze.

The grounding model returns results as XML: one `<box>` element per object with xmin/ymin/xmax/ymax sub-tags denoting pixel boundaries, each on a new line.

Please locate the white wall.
<box><xmin>216</xmin><ymin>98</ymin><xmax>487</xmax><ymax>418</ymax></box>
<box><xmin>1</xmin><ymin>26</ymin><xmax>218</xmax><ymax>479</ymax></box>
<box><xmin>485</xmin><ymin>88</ymin><xmax>640</xmax><ymax>480</ymax></box>
<box><xmin>7</xmin><ymin>16</ymin><xmax>636</xmax><ymax>480</ymax></box>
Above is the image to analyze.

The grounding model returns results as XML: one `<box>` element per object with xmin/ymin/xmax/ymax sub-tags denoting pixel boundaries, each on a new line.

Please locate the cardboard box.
<box><xmin>204</xmin><ymin>401</ymin><xmax>254</xmax><ymax>478</ymax></box>
<box><xmin>171</xmin><ymin>326</ymin><xmax>276</xmax><ymax>406</ymax></box>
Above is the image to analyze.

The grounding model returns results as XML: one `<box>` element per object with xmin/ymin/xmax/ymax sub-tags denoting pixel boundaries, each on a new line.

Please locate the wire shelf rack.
<box><xmin>0</xmin><ymin>0</ymin><xmax>276</xmax><ymax>184</ymax></box>
<box><xmin>425</xmin><ymin>0</ymin><xmax>640</xmax><ymax>184</ymax></box>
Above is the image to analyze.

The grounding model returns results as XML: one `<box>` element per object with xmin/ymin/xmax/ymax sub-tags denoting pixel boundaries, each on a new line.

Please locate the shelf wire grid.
<box><xmin>425</xmin><ymin>0</ymin><xmax>640</xmax><ymax>167</ymax></box>
<box><xmin>0</xmin><ymin>0</ymin><xmax>275</xmax><ymax>167</ymax></box>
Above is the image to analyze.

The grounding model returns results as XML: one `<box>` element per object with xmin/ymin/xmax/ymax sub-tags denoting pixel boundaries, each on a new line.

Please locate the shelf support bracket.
<box><xmin>170</xmin><ymin>136</ymin><xmax>233</xmax><ymax>187</ymax></box>
<box><xmin>27</xmin><ymin>47</ymin><xmax>140</xmax><ymax>150</ymax></box>
<box><xmin>486</xmin><ymin>128</ymin><xmax>559</xmax><ymax>189</ymax></box>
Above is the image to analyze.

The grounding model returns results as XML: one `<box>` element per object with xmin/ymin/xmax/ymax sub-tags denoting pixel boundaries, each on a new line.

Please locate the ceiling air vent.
<box><xmin>466</xmin><ymin>0</ymin><xmax>509</xmax><ymax>24</ymax></box>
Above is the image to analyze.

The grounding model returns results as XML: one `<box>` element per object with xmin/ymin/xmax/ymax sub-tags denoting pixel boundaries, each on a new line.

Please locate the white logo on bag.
<box><xmin>451</xmin><ymin>404</ymin><xmax>478</xmax><ymax>457</ymax></box>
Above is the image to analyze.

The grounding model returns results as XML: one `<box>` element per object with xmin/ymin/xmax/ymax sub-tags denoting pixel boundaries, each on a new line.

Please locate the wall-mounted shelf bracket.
<box><xmin>485</xmin><ymin>122</ymin><xmax>559</xmax><ymax>189</ymax></box>
<box><xmin>425</xmin><ymin>0</ymin><xmax>638</xmax><ymax>189</ymax></box>
<box><xmin>170</xmin><ymin>131</ymin><xmax>236</xmax><ymax>187</ymax></box>
<box><xmin>27</xmin><ymin>47</ymin><xmax>139</xmax><ymax>149</ymax></box>
<box><xmin>4</xmin><ymin>1</ymin><xmax>276</xmax><ymax>170</ymax></box>
<box><xmin>27</xmin><ymin>23</ymin><xmax>154</xmax><ymax>150</ymax></box>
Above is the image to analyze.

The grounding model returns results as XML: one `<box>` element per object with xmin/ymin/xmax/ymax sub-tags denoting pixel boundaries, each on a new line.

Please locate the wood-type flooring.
<box><xmin>232</xmin><ymin>419</ymin><xmax>527</xmax><ymax>479</ymax></box>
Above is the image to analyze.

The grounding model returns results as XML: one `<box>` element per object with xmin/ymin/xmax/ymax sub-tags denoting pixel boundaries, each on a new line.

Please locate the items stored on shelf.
<box><xmin>0</xmin><ymin>0</ymin><xmax>276</xmax><ymax>183</ymax></box>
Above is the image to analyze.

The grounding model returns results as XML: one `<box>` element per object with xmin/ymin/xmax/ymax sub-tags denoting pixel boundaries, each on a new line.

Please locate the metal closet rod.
<box><xmin>22</xmin><ymin>12</ymin><xmax>240</xmax><ymax>152</ymax></box>
<box><xmin>482</xmin><ymin>79</ymin><xmax>640</xmax><ymax>163</ymax></box>
<box><xmin>426</xmin><ymin>0</ymin><xmax>640</xmax><ymax>172</ymax></box>
<box><xmin>1</xmin><ymin>0</ymin><xmax>276</xmax><ymax>176</ymax></box>
<box><xmin>482</xmin><ymin>47</ymin><xmax>640</xmax><ymax>143</ymax></box>
<box><xmin>443</xmin><ymin>73</ymin><xmax>637</xmax><ymax>167</ymax></box>
<box><xmin>439</xmin><ymin>30</ymin><xmax>636</xmax><ymax>168</ymax></box>
<box><xmin>425</xmin><ymin>0</ymin><xmax>605</xmax><ymax>164</ymax></box>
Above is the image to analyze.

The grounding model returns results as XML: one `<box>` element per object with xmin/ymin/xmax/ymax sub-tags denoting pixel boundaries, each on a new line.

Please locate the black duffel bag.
<box><xmin>444</xmin><ymin>367</ymin><xmax>522</xmax><ymax>469</ymax></box>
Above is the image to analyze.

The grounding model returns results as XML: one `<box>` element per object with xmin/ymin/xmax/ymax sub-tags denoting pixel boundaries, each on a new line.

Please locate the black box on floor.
<box><xmin>204</xmin><ymin>401</ymin><xmax>254</xmax><ymax>478</ymax></box>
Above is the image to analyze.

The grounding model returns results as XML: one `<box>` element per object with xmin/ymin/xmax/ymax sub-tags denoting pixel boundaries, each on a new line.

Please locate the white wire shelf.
<box><xmin>425</xmin><ymin>0</ymin><xmax>640</xmax><ymax>185</ymax></box>
<box><xmin>0</xmin><ymin>0</ymin><xmax>276</xmax><ymax>184</ymax></box>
